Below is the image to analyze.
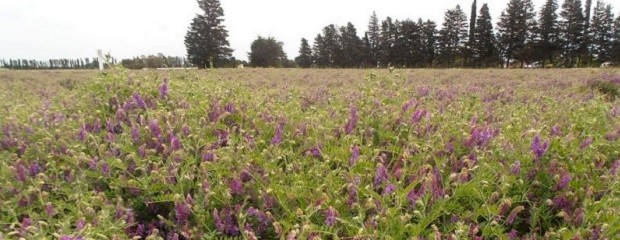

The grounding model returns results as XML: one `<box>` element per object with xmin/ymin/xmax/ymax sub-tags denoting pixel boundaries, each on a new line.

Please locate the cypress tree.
<box><xmin>367</xmin><ymin>11</ymin><xmax>381</xmax><ymax>66</ymax></box>
<box><xmin>295</xmin><ymin>38</ymin><xmax>314</xmax><ymax>68</ymax></box>
<box><xmin>560</xmin><ymin>0</ymin><xmax>585</xmax><ymax>67</ymax></box>
<box><xmin>184</xmin><ymin>0</ymin><xmax>233</xmax><ymax>68</ymax></box>
<box><xmin>538</xmin><ymin>0</ymin><xmax>561</xmax><ymax>66</ymax></box>
<box><xmin>469</xmin><ymin>0</ymin><xmax>477</xmax><ymax>46</ymax></box>
<box><xmin>473</xmin><ymin>4</ymin><xmax>500</xmax><ymax>67</ymax></box>
<box><xmin>590</xmin><ymin>1</ymin><xmax>615</xmax><ymax>63</ymax></box>
<box><xmin>438</xmin><ymin>5</ymin><xmax>468</xmax><ymax>67</ymax></box>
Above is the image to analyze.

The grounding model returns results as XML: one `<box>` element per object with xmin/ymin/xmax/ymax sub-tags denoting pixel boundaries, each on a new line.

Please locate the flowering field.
<box><xmin>1</xmin><ymin>68</ymin><xmax>620</xmax><ymax>239</ymax></box>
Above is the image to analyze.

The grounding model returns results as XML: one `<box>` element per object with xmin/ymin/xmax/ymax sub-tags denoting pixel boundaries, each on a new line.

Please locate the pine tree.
<box><xmin>379</xmin><ymin>17</ymin><xmax>399</xmax><ymax>66</ymax></box>
<box><xmin>367</xmin><ymin>11</ymin><xmax>381</xmax><ymax>66</ymax></box>
<box><xmin>184</xmin><ymin>0</ymin><xmax>233</xmax><ymax>68</ymax></box>
<box><xmin>438</xmin><ymin>5</ymin><xmax>468</xmax><ymax>67</ymax></box>
<box><xmin>538</xmin><ymin>0</ymin><xmax>561</xmax><ymax>66</ymax></box>
<box><xmin>295</xmin><ymin>38</ymin><xmax>314</xmax><ymax>68</ymax></box>
<box><xmin>473</xmin><ymin>4</ymin><xmax>500</xmax><ymax>67</ymax></box>
<box><xmin>590</xmin><ymin>1</ymin><xmax>615</xmax><ymax>63</ymax></box>
<box><xmin>313</xmin><ymin>34</ymin><xmax>329</xmax><ymax>67</ymax></box>
<box><xmin>339</xmin><ymin>23</ymin><xmax>364</xmax><ymax>68</ymax></box>
<box><xmin>560</xmin><ymin>0</ymin><xmax>585</xmax><ymax>67</ymax></box>
<box><xmin>609</xmin><ymin>10</ymin><xmax>620</xmax><ymax>62</ymax></box>
<box><xmin>583</xmin><ymin>0</ymin><xmax>593</xmax><ymax>65</ymax></box>
<box><xmin>421</xmin><ymin>20</ymin><xmax>437</xmax><ymax>67</ymax></box>
<box><xmin>469</xmin><ymin>0</ymin><xmax>477</xmax><ymax>46</ymax></box>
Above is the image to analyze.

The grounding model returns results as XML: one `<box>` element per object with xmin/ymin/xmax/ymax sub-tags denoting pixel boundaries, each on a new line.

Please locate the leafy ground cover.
<box><xmin>1</xmin><ymin>68</ymin><xmax>619</xmax><ymax>239</ymax></box>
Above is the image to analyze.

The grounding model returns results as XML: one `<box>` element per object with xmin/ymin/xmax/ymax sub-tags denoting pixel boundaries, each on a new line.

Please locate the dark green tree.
<box><xmin>613</xmin><ymin>14</ymin><xmax>620</xmax><ymax>62</ymax></box>
<box><xmin>421</xmin><ymin>20</ymin><xmax>437</xmax><ymax>67</ymax></box>
<box><xmin>590</xmin><ymin>1</ymin><xmax>615</xmax><ymax>63</ymax></box>
<box><xmin>469</xmin><ymin>0</ymin><xmax>477</xmax><ymax>46</ymax></box>
<box><xmin>379</xmin><ymin>17</ymin><xmax>399</xmax><ymax>66</ymax></box>
<box><xmin>367</xmin><ymin>11</ymin><xmax>381</xmax><ymax>66</ymax></box>
<box><xmin>537</xmin><ymin>0</ymin><xmax>561</xmax><ymax>66</ymax></box>
<box><xmin>184</xmin><ymin>0</ymin><xmax>233</xmax><ymax>68</ymax></box>
<box><xmin>560</xmin><ymin>0</ymin><xmax>585</xmax><ymax>67</ymax></box>
<box><xmin>295</xmin><ymin>38</ymin><xmax>314</xmax><ymax>68</ymax></box>
<box><xmin>248</xmin><ymin>36</ymin><xmax>285</xmax><ymax>68</ymax></box>
<box><xmin>473</xmin><ymin>4</ymin><xmax>500</xmax><ymax>67</ymax></box>
<box><xmin>339</xmin><ymin>23</ymin><xmax>364</xmax><ymax>68</ymax></box>
<box><xmin>437</xmin><ymin>5</ymin><xmax>468</xmax><ymax>67</ymax></box>
<box><xmin>498</xmin><ymin>0</ymin><xmax>537</xmax><ymax>67</ymax></box>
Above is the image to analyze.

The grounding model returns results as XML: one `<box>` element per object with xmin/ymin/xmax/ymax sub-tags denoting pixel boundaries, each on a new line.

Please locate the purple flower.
<box><xmin>431</xmin><ymin>168</ymin><xmax>445</xmax><ymax>200</ymax></box>
<box><xmin>45</xmin><ymin>202</ymin><xmax>55</xmax><ymax>216</ymax></box>
<box><xmin>349</xmin><ymin>145</ymin><xmax>360</xmax><ymax>166</ymax></box>
<box><xmin>213</xmin><ymin>208</ymin><xmax>240</xmax><ymax>236</ymax></box>
<box><xmin>550</xmin><ymin>124</ymin><xmax>562</xmax><ymax>136</ymax></box>
<box><xmin>132</xmin><ymin>92</ymin><xmax>147</xmax><ymax>109</ymax></box>
<box><xmin>229</xmin><ymin>177</ymin><xmax>244</xmax><ymax>195</ymax></box>
<box><xmin>101</xmin><ymin>162</ymin><xmax>110</xmax><ymax>177</ymax></box>
<box><xmin>159</xmin><ymin>78</ymin><xmax>169</xmax><ymax>98</ymax></box>
<box><xmin>202</xmin><ymin>152</ymin><xmax>215</xmax><ymax>162</ymax></box>
<box><xmin>271</xmin><ymin>123</ymin><xmax>284</xmax><ymax>145</ymax></box>
<box><xmin>411</xmin><ymin>109</ymin><xmax>427</xmax><ymax>123</ymax></box>
<box><xmin>556</xmin><ymin>174</ymin><xmax>571</xmax><ymax>190</ymax></box>
<box><xmin>175</xmin><ymin>201</ymin><xmax>191</xmax><ymax>226</ymax></box>
<box><xmin>29</xmin><ymin>162</ymin><xmax>41</xmax><ymax>177</ymax></box>
<box><xmin>76</xmin><ymin>218</ymin><xmax>85</xmax><ymax>230</ymax></box>
<box><xmin>373</xmin><ymin>163</ymin><xmax>388</xmax><ymax>189</ymax></box>
<box><xmin>148</xmin><ymin>119</ymin><xmax>162</xmax><ymax>139</ymax></box>
<box><xmin>309</xmin><ymin>145</ymin><xmax>322</xmax><ymax>158</ymax></box>
<box><xmin>131</xmin><ymin>124</ymin><xmax>140</xmax><ymax>143</ymax></box>
<box><xmin>508</xmin><ymin>229</ymin><xmax>519</xmax><ymax>239</ymax></box>
<box><xmin>347</xmin><ymin>177</ymin><xmax>360</xmax><ymax>207</ymax></box>
<box><xmin>344</xmin><ymin>106</ymin><xmax>358</xmax><ymax>134</ymax></box>
<box><xmin>382</xmin><ymin>183</ymin><xmax>396</xmax><ymax>196</ymax></box>
<box><xmin>77</xmin><ymin>127</ymin><xmax>87</xmax><ymax>142</ymax></box>
<box><xmin>170</xmin><ymin>135</ymin><xmax>182</xmax><ymax>151</ymax></box>
<box><xmin>16</xmin><ymin>163</ymin><xmax>27</xmax><ymax>182</ymax></box>
<box><xmin>325</xmin><ymin>206</ymin><xmax>339</xmax><ymax>226</ymax></box>
<box><xmin>402</xmin><ymin>99</ymin><xmax>417</xmax><ymax>112</ymax></box>
<box><xmin>611</xmin><ymin>159</ymin><xmax>620</xmax><ymax>176</ymax></box>
<box><xmin>225</xmin><ymin>102</ymin><xmax>235</xmax><ymax>113</ymax></box>
<box><xmin>465</xmin><ymin>126</ymin><xmax>495</xmax><ymax>149</ymax></box>
<box><xmin>181</xmin><ymin>123</ymin><xmax>190</xmax><ymax>136</ymax></box>
<box><xmin>506</xmin><ymin>206</ymin><xmax>524</xmax><ymax>224</ymax></box>
<box><xmin>580</xmin><ymin>137</ymin><xmax>593</xmax><ymax>150</ymax></box>
<box><xmin>407</xmin><ymin>184</ymin><xmax>426</xmax><ymax>205</ymax></box>
<box><xmin>510</xmin><ymin>161</ymin><xmax>521</xmax><ymax>175</ymax></box>
<box><xmin>531</xmin><ymin>135</ymin><xmax>550</xmax><ymax>161</ymax></box>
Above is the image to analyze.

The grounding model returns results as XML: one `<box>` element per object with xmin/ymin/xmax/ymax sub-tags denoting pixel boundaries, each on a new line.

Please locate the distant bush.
<box><xmin>588</xmin><ymin>73</ymin><xmax>620</xmax><ymax>100</ymax></box>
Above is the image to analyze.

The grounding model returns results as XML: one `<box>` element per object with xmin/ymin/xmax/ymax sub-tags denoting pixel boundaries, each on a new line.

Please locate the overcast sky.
<box><xmin>1</xmin><ymin>0</ymin><xmax>561</xmax><ymax>61</ymax></box>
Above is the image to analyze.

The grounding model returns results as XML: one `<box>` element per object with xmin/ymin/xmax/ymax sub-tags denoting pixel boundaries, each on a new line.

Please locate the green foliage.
<box><xmin>1</xmin><ymin>69</ymin><xmax>619</xmax><ymax>239</ymax></box>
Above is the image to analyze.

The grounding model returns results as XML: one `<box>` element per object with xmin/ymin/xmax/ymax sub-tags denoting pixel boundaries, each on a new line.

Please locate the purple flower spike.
<box><xmin>431</xmin><ymin>168</ymin><xmax>445</xmax><ymax>200</ymax></box>
<box><xmin>344</xmin><ymin>106</ymin><xmax>358</xmax><ymax>134</ymax></box>
<box><xmin>556</xmin><ymin>174</ymin><xmax>571</xmax><ymax>190</ymax></box>
<box><xmin>349</xmin><ymin>145</ymin><xmax>360</xmax><ymax>166</ymax></box>
<box><xmin>175</xmin><ymin>200</ymin><xmax>191</xmax><ymax>226</ymax></box>
<box><xmin>373</xmin><ymin>163</ymin><xmax>388</xmax><ymax>189</ymax></box>
<box><xmin>170</xmin><ymin>135</ymin><xmax>182</xmax><ymax>151</ymax></box>
<box><xmin>159</xmin><ymin>78</ymin><xmax>169</xmax><ymax>99</ymax></box>
<box><xmin>407</xmin><ymin>184</ymin><xmax>426</xmax><ymax>205</ymax></box>
<box><xmin>271</xmin><ymin>123</ymin><xmax>284</xmax><ymax>145</ymax></box>
<box><xmin>510</xmin><ymin>161</ymin><xmax>521</xmax><ymax>175</ymax></box>
<box><xmin>580</xmin><ymin>137</ymin><xmax>593</xmax><ymax>150</ymax></box>
<box><xmin>611</xmin><ymin>159</ymin><xmax>620</xmax><ymax>176</ymax></box>
<box><xmin>411</xmin><ymin>109</ymin><xmax>427</xmax><ymax>123</ymax></box>
<box><xmin>531</xmin><ymin>135</ymin><xmax>550</xmax><ymax>162</ymax></box>
<box><xmin>325</xmin><ymin>206</ymin><xmax>339</xmax><ymax>226</ymax></box>
<box><xmin>229</xmin><ymin>177</ymin><xmax>244</xmax><ymax>195</ymax></box>
<box><xmin>76</xmin><ymin>218</ymin><xmax>85</xmax><ymax>230</ymax></box>
<box><xmin>382</xmin><ymin>183</ymin><xmax>396</xmax><ymax>196</ymax></box>
<box><xmin>131</xmin><ymin>124</ymin><xmax>140</xmax><ymax>143</ymax></box>
<box><xmin>148</xmin><ymin>119</ymin><xmax>162</xmax><ymax>139</ymax></box>
<box><xmin>132</xmin><ymin>92</ymin><xmax>147</xmax><ymax>109</ymax></box>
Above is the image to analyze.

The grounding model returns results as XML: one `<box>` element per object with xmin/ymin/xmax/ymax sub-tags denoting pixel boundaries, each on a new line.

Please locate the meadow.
<box><xmin>1</xmin><ymin>68</ymin><xmax>619</xmax><ymax>239</ymax></box>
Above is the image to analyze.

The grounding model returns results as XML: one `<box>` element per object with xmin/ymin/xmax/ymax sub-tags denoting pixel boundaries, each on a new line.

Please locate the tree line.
<box><xmin>0</xmin><ymin>58</ymin><xmax>106</xmax><ymax>70</ymax></box>
<box><xmin>295</xmin><ymin>0</ymin><xmax>620</xmax><ymax>68</ymax></box>
<box><xmin>185</xmin><ymin>0</ymin><xmax>620</xmax><ymax>68</ymax></box>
